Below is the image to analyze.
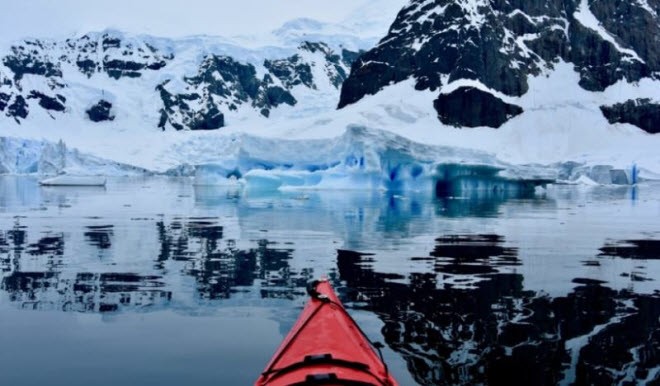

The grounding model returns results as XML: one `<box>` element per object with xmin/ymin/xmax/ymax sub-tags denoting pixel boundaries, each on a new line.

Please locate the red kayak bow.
<box><xmin>255</xmin><ymin>279</ymin><xmax>398</xmax><ymax>386</ymax></box>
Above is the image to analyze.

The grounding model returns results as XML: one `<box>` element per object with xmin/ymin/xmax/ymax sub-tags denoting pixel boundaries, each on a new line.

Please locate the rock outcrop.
<box><xmin>86</xmin><ymin>100</ymin><xmax>115</xmax><ymax>122</ymax></box>
<box><xmin>601</xmin><ymin>99</ymin><xmax>660</xmax><ymax>134</ymax></box>
<box><xmin>339</xmin><ymin>0</ymin><xmax>659</xmax><ymax>129</ymax></box>
<box><xmin>434</xmin><ymin>87</ymin><xmax>523</xmax><ymax>128</ymax></box>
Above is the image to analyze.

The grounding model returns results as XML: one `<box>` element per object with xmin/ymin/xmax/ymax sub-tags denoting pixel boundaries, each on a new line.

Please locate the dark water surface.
<box><xmin>0</xmin><ymin>176</ymin><xmax>658</xmax><ymax>385</ymax></box>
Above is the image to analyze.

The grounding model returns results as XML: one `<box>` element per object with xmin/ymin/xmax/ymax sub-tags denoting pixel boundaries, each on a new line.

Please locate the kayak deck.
<box><xmin>255</xmin><ymin>279</ymin><xmax>398</xmax><ymax>386</ymax></box>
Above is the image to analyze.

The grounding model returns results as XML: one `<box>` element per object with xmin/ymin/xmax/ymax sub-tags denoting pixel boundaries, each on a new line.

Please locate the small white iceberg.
<box><xmin>39</xmin><ymin>175</ymin><xmax>107</xmax><ymax>187</ymax></box>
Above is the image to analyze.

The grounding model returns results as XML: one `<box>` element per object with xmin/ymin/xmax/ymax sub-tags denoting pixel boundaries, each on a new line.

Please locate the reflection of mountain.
<box><xmin>598</xmin><ymin>238</ymin><xmax>660</xmax><ymax>282</ymax></box>
<box><xmin>337</xmin><ymin>238</ymin><xmax>660</xmax><ymax>386</ymax></box>
<box><xmin>431</xmin><ymin>234</ymin><xmax>520</xmax><ymax>277</ymax></box>
<box><xmin>0</xmin><ymin>220</ymin><xmax>170</xmax><ymax>312</ymax></box>
<box><xmin>599</xmin><ymin>239</ymin><xmax>660</xmax><ymax>261</ymax></box>
<box><xmin>2</xmin><ymin>271</ymin><xmax>171</xmax><ymax>312</ymax></box>
<box><xmin>84</xmin><ymin>225</ymin><xmax>113</xmax><ymax>250</ymax></box>
<box><xmin>0</xmin><ymin>217</ymin><xmax>311</xmax><ymax>312</ymax></box>
<box><xmin>155</xmin><ymin>219</ymin><xmax>309</xmax><ymax>300</ymax></box>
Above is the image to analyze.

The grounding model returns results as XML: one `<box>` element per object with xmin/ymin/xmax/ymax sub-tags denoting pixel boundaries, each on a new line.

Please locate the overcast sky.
<box><xmin>0</xmin><ymin>0</ymin><xmax>375</xmax><ymax>42</ymax></box>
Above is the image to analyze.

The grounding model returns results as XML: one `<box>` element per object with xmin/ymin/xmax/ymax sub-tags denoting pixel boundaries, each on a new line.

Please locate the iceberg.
<box><xmin>0</xmin><ymin>137</ymin><xmax>149</xmax><ymax>177</ymax></box>
<box><xmin>6</xmin><ymin>125</ymin><xmax>654</xmax><ymax>193</ymax></box>
<box><xmin>174</xmin><ymin>126</ymin><xmax>557</xmax><ymax>195</ymax></box>
<box><xmin>554</xmin><ymin>162</ymin><xmax>640</xmax><ymax>185</ymax></box>
<box><xmin>39</xmin><ymin>175</ymin><xmax>107</xmax><ymax>187</ymax></box>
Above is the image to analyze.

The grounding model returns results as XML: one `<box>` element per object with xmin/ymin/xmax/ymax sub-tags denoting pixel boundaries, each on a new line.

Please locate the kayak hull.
<box><xmin>256</xmin><ymin>279</ymin><xmax>397</xmax><ymax>386</ymax></box>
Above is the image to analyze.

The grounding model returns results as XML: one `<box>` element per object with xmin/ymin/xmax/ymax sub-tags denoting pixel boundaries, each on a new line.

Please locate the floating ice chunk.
<box><xmin>573</xmin><ymin>175</ymin><xmax>600</xmax><ymax>186</ymax></box>
<box><xmin>277</xmin><ymin>171</ymin><xmax>323</xmax><ymax>187</ymax></box>
<box><xmin>39</xmin><ymin>175</ymin><xmax>107</xmax><ymax>186</ymax></box>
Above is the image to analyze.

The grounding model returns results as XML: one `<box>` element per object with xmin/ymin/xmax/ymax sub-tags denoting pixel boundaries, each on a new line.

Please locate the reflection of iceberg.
<box><xmin>39</xmin><ymin>175</ymin><xmax>107</xmax><ymax>186</ymax></box>
<box><xmin>193</xmin><ymin>185</ymin><xmax>243</xmax><ymax>207</ymax></box>
<box><xmin>0</xmin><ymin>176</ymin><xmax>42</xmax><ymax>210</ymax></box>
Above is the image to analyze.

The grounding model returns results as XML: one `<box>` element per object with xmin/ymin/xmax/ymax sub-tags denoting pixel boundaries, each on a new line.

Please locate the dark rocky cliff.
<box><xmin>338</xmin><ymin>0</ymin><xmax>660</xmax><ymax>131</ymax></box>
<box><xmin>601</xmin><ymin>99</ymin><xmax>660</xmax><ymax>134</ymax></box>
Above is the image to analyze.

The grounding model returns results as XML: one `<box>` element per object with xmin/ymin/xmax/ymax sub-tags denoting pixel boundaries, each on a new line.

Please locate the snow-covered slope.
<box><xmin>0</xmin><ymin>29</ymin><xmax>364</xmax><ymax>130</ymax></box>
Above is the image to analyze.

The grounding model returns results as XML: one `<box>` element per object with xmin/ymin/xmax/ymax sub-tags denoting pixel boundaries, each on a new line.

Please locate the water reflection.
<box><xmin>337</xmin><ymin>242</ymin><xmax>660</xmax><ymax>386</ymax></box>
<box><xmin>434</xmin><ymin>196</ymin><xmax>506</xmax><ymax>218</ymax></box>
<box><xmin>0</xmin><ymin>177</ymin><xmax>42</xmax><ymax>210</ymax></box>
<box><xmin>0</xmin><ymin>177</ymin><xmax>659</xmax><ymax>386</ymax></box>
<box><xmin>432</xmin><ymin>234</ymin><xmax>520</xmax><ymax>276</ymax></box>
<box><xmin>0</xmin><ymin>216</ymin><xmax>313</xmax><ymax>310</ymax></box>
<box><xmin>2</xmin><ymin>271</ymin><xmax>170</xmax><ymax>312</ymax></box>
<box><xmin>599</xmin><ymin>239</ymin><xmax>660</xmax><ymax>260</ymax></box>
<box><xmin>84</xmin><ymin>225</ymin><xmax>113</xmax><ymax>249</ymax></box>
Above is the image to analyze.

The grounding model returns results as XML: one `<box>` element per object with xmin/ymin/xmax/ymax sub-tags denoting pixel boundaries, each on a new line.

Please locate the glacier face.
<box><xmin>2</xmin><ymin>126</ymin><xmax>561</xmax><ymax>196</ymax></box>
<box><xmin>173</xmin><ymin>126</ymin><xmax>650</xmax><ymax>192</ymax></box>
<box><xmin>0</xmin><ymin>122</ymin><xmax>651</xmax><ymax>191</ymax></box>
<box><xmin>0</xmin><ymin>137</ymin><xmax>148</xmax><ymax>176</ymax></box>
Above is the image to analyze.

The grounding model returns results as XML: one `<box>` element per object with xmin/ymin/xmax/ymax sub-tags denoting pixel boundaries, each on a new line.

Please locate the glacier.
<box><xmin>2</xmin><ymin>116</ymin><xmax>655</xmax><ymax>196</ymax></box>
<box><xmin>3</xmin><ymin>125</ymin><xmax>637</xmax><ymax>196</ymax></box>
<box><xmin>0</xmin><ymin>136</ymin><xmax>149</xmax><ymax>176</ymax></box>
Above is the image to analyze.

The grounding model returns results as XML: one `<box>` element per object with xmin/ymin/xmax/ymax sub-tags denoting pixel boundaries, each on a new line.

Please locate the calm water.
<box><xmin>0</xmin><ymin>176</ymin><xmax>658</xmax><ymax>386</ymax></box>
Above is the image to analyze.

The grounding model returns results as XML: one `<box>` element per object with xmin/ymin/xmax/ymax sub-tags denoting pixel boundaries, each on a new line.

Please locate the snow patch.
<box><xmin>440</xmin><ymin>78</ymin><xmax>518</xmax><ymax>105</ymax></box>
<box><xmin>573</xmin><ymin>0</ymin><xmax>645</xmax><ymax>63</ymax></box>
<box><xmin>636</xmin><ymin>0</ymin><xmax>658</xmax><ymax>17</ymax></box>
<box><xmin>458</xmin><ymin>0</ymin><xmax>489</xmax><ymax>29</ymax></box>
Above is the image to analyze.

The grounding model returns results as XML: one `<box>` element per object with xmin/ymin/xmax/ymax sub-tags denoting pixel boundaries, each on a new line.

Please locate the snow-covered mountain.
<box><xmin>0</xmin><ymin>0</ymin><xmax>659</xmax><ymax>188</ymax></box>
<box><xmin>0</xmin><ymin>31</ymin><xmax>363</xmax><ymax>130</ymax></box>
<box><xmin>339</xmin><ymin>0</ymin><xmax>660</xmax><ymax>132</ymax></box>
